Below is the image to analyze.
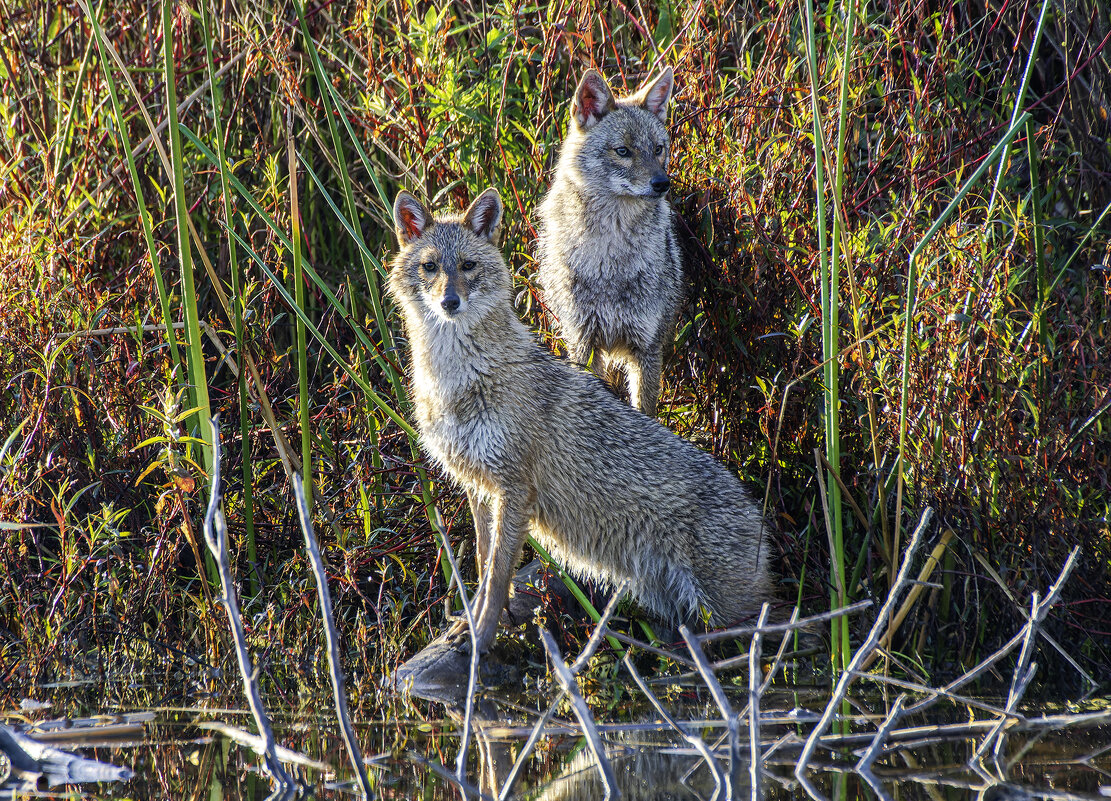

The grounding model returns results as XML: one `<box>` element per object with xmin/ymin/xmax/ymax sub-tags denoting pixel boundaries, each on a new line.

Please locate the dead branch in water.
<box><xmin>540</xmin><ymin>628</ymin><xmax>618</xmax><ymax>797</ymax></box>
<box><xmin>497</xmin><ymin>580</ymin><xmax>629</xmax><ymax>801</ymax></box>
<box><xmin>293</xmin><ymin>473</ymin><xmax>374</xmax><ymax>798</ymax></box>
<box><xmin>201</xmin><ymin>420</ymin><xmax>295</xmax><ymax>796</ymax></box>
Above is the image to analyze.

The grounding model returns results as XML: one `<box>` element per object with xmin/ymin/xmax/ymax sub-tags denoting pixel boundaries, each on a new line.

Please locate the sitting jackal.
<box><xmin>388</xmin><ymin>187</ymin><xmax>773</xmax><ymax>655</ymax></box>
<box><xmin>538</xmin><ymin>66</ymin><xmax>682</xmax><ymax>417</ymax></box>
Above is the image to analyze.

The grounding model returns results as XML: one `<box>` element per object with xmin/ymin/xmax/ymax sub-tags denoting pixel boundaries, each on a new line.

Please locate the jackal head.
<box><xmin>566</xmin><ymin>66</ymin><xmax>675</xmax><ymax>199</ymax></box>
<box><xmin>388</xmin><ymin>188</ymin><xmax>508</xmax><ymax>325</ymax></box>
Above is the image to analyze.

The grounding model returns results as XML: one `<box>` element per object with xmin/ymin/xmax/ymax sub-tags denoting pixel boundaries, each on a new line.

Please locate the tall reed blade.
<box><xmin>803</xmin><ymin>0</ymin><xmax>848</xmax><ymax>672</ymax></box>
<box><xmin>1026</xmin><ymin>120</ymin><xmax>1048</xmax><ymax>395</ymax></box>
<box><xmin>200</xmin><ymin>0</ymin><xmax>257</xmax><ymax>595</ymax></box>
<box><xmin>287</xmin><ymin>108</ymin><xmax>313</xmax><ymax>511</ymax></box>
<box><xmin>292</xmin><ymin>0</ymin><xmax>405</xmax><ymax>406</ymax></box>
<box><xmin>986</xmin><ymin>0</ymin><xmax>1051</xmax><ymax>219</ymax></box>
<box><xmin>162</xmin><ymin>0</ymin><xmax>214</xmax><ymax>479</ymax></box>
<box><xmin>81</xmin><ymin>0</ymin><xmax>180</xmax><ymax>373</ymax></box>
<box><xmin>227</xmin><ymin>228</ymin><xmax>418</xmax><ymax>439</ymax></box>
<box><xmin>892</xmin><ymin>113</ymin><xmax>1033</xmax><ymax>557</ymax></box>
<box><xmin>289</xmin><ymin>7</ymin><xmax>450</xmax><ymax>589</ymax></box>
<box><xmin>825</xmin><ymin>0</ymin><xmax>860</xmax><ymax>673</ymax></box>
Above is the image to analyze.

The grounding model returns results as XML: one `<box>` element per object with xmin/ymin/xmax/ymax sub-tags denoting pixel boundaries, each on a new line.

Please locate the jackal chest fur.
<box><xmin>409</xmin><ymin>323</ymin><xmax>510</xmax><ymax>493</ymax></box>
<box><xmin>555</xmin><ymin>201</ymin><xmax>679</xmax><ymax>347</ymax></box>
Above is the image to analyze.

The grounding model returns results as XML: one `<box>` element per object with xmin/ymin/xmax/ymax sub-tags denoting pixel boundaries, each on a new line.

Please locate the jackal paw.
<box><xmin>445</xmin><ymin>619</ymin><xmax>470</xmax><ymax>645</ymax></box>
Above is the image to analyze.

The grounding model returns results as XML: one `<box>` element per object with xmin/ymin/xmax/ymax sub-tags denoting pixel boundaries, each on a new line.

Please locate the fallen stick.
<box><xmin>700</xmin><ymin>600</ymin><xmax>872</xmax><ymax>644</ymax></box>
<box><xmin>979</xmin><ymin>590</ymin><xmax>1041</xmax><ymax>768</ymax></box>
<box><xmin>624</xmin><ymin>653</ymin><xmax>727</xmax><ymax>798</ymax></box>
<box><xmin>497</xmin><ymin>581</ymin><xmax>628</xmax><ymax>801</ymax></box>
<box><xmin>792</xmin><ymin>708</ymin><xmax>1111</xmax><ymax>751</ymax></box>
<box><xmin>196</xmin><ymin>722</ymin><xmax>330</xmax><ymax>772</ymax></box>
<box><xmin>847</xmin><ymin>670</ymin><xmax>1022</xmax><ymax>720</ymax></box>
<box><xmin>856</xmin><ymin>694</ymin><xmax>906</xmax><ymax>774</ymax></box>
<box><xmin>760</xmin><ymin>607</ymin><xmax>801</xmax><ymax>694</ymax></box>
<box><xmin>539</xmin><ymin>628</ymin><xmax>618</xmax><ymax>797</ymax></box>
<box><xmin>749</xmin><ymin>604</ymin><xmax>770</xmax><ymax>801</ymax></box>
<box><xmin>606</xmin><ymin>630</ymin><xmax>699</xmax><ymax>669</ymax></box>
<box><xmin>681</xmin><ymin>624</ymin><xmax>739</xmax><ymax>788</ymax></box>
<box><xmin>407</xmin><ymin>751</ymin><xmax>493</xmax><ymax>801</ymax></box>
<box><xmin>424</xmin><ymin>509</ymin><xmax>481</xmax><ymax>785</ymax></box>
<box><xmin>910</xmin><ymin>546</ymin><xmax>1079</xmax><ymax>722</ymax></box>
<box><xmin>974</xmin><ymin>549</ymin><xmax>1095</xmax><ymax>690</ymax></box>
<box><xmin>860</xmin><ymin>529</ymin><xmax>954</xmax><ymax>672</ymax></box>
<box><xmin>484</xmin><ymin>704</ymin><xmax>1111</xmax><ymax>759</ymax></box>
<box><xmin>686</xmin><ymin>605</ymin><xmax>804</xmax><ymax>779</ymax></box>
<box><xmin>0</xmin><ymin>724</ymin><xmax>133</xmax><ymax>788</ymax></box>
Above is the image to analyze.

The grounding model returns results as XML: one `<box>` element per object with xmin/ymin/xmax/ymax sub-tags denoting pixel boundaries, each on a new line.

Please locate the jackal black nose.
<box><xmin>651</xmin><ymin>175</ymin><xmax>671</xmax><ymax>195</ymax></box>
<box><xmin>441</xmin><ymin>296</ymin><xmax>460</xmax><ymax>313</ymax></box>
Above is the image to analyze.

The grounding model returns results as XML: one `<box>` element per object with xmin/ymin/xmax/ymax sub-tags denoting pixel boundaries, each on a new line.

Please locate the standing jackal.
<box><xmin>538</xmin><ymin>66</ymin><xmax>681</xmax><ymax>417</ymax></box>
<box><xmin>388</xmin><ymin>187</ymin><xmax>774</xmax><ymax>656</ymax></box>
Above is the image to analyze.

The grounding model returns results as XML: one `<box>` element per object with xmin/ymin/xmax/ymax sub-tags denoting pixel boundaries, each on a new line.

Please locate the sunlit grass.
<box><xmin>1</xmin><ymin>0</ymin><xmax>1108</xmax><ymax>698</ymax></box>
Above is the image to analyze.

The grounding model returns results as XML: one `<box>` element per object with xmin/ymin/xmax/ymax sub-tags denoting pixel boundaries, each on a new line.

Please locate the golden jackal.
<box><xmin>389</xmin><ymin>187</ymin><xmax>773</xmax><ymax>654</ymax></box>
<box><xmin>538</xmin><ymin>66</ymin><xmax>681</xmax><ymax>417</ymax></box>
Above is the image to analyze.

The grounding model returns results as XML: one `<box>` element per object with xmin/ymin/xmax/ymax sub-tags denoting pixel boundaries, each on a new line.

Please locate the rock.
<box><xmin>504</xmin><ymin>559</ymin><xmax>609</xmax><ymax>627</ymax></box>
<box><xmin>391</xmin><ymin>633</ymin><xmax>522</xmax><ymax>704</ymax></box>
<box><xmin>391</xmin><ymin>635</ymin><xmax>475</xmax><ymax>704</ymax></box>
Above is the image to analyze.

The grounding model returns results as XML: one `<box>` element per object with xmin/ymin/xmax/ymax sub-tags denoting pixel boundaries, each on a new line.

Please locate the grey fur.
<box><xmin>389</xmin><ymin>188</ymin><xmax>774</xmax><ymax>655</ymax></box>
<box><xmin>538</xmin><ymin>66</ymin><xmax>683</xmax><ymax>417</ymax></box>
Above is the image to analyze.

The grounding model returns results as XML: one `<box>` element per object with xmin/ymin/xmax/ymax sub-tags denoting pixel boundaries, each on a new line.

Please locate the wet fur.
<box><xmin>389</xmin><ymin>188</ymin><xmax>774</xmax><ymax>654</ymax></box>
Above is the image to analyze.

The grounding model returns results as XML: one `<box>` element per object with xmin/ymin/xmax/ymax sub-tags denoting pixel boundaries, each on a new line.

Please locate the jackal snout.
<box><xmin>440</xmin><ymin>284</ymin><xmax>461</xmax><ymax>315</ymax></box>
<box><xmin>427</xmin><ymin>260</ymin><xmax>469</xmax><ymax>318</ymax></box>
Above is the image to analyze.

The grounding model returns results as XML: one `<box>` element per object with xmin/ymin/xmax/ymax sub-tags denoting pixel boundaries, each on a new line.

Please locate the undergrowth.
<box><xmin>1</xmin><ymin>0</ymin><xmax>1109</xmax><ymax>705</ymax></box>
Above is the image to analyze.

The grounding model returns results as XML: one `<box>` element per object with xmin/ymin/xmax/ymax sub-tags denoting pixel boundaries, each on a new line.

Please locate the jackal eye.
<box><xmin>461</xmin><ymin>260</ymin><xmax>476</xmax><ymax>272</ymax></box>
<box><xmin>421</xmin><ymin>261</ymin><xmax>437</xmax><ymax>273</ymax></box>
<box><xmin>655</xmin><ymin>145</ymin><xmax>664</xmax><ymax>155</ymax></box>
<box><xmin>614</xmin><ymin>146</ymin><xmax>631</xmax><ymax>157</ymax></box>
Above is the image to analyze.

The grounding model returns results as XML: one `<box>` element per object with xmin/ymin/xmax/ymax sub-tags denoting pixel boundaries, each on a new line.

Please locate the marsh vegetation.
<box><xmin>1</xmin><ymin>0</ymin><xmax>1110</xmax><ymax>796</ymax></box>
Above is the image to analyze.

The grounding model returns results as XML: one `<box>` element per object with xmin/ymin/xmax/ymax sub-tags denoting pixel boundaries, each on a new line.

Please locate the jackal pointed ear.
<box><xmin>463</xmin><ymin>188</ymin><xmax>503</xmax><ymax>242</ymax></box>
<box><xmin>634</xmin><ymin>66</ymin><xmax>674</xmax><ymax>122</ymax></box>
<box><xmin>393</xmin><ymin>190</ymin><xmax>431</xmax><ymax>245</ymax></box>
<box><xmin>572</xmin><ymin>69</ymin><xmax>615</xmax><ymax>130</ymax></box>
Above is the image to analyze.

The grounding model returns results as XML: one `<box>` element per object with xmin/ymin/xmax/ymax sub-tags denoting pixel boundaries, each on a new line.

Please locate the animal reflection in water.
<box><xmin>529</xmin><ymin>747</ymin><xmax>731</xmax><ymax>801</ymax></box>
<box><xmin>453</xmin><ymin>701</ymin><xmax>744</xmax><ymax>800</ymax></box>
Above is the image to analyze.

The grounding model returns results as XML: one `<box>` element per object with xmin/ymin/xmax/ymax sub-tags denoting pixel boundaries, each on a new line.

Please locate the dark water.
<box><xmin>3</xmin><ymin>676</ymin><xmax>1109</xmax><ymax>800</ymax></box>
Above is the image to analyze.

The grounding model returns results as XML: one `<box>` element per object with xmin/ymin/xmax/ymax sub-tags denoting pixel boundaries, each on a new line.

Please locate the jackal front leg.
<box><xmin>468</xmin><ymin>490</ymin><xmax>492</xmax><ymax>579</ymax></box>
<box><xmin>566</xmin><ymin>337</ymin><xmax>593</xmax><ymax>369</ymax></box>
<box><xmin>449</xmin><ymin>489</ymin><xmax>532</xmax><ymax>653</ymax></box>
<box><xmin>569</xmin><ymin>336</ymin><xmax>625</xmax><ymax>397</ymax></box>
<box><xmin>445</xmin><ymin>491</ymin><xmax>494</xmax><ymax>642</ymax></box>
<box><xmin>628</xmin><ymin>348</ymin><xmax>663</xmax><ymax>417</ymax></box>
